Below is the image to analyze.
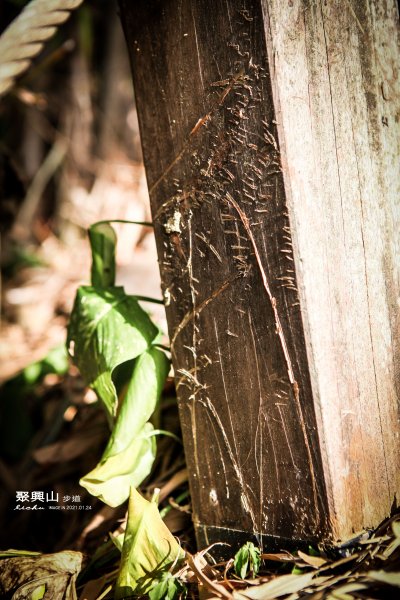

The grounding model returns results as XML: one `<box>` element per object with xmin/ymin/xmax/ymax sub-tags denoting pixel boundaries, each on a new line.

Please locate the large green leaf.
<box><xmin>80</xmin><ymin>348</ymin><xmax>169</xmax><ymax>507</ymax></box>
<box><xmin>68</xmin><ymin>223</ymin><xmax>170</xmax><ymax>507</ymax></box>
<box><xmin>105</xmin><ymin>348</ymin><xmax>168</xmax><ymax>454</ymax></box>
<box><xmin>67</xmin><ymin>286</ymin><xmax>159</xmax><ymax>420</ymax></box>
<box><xmin>115</xmin><ymin>489</ymin><xmax>185</xmax><ymax>598</ymax></box>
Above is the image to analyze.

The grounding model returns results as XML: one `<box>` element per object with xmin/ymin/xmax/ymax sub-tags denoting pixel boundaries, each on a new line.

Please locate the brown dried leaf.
<box><xmin>162</xmin><ymin>508</ymin><xmax>190</xmax><ymax>534</ymax></box>
<box><xmin>186</xmin><ymin>552</ymin><xmax>233</xmax><ymax>600</ymax></box>
<box><xmin>232</xmin><ymin>572</ymin><xmax>319</xmax><ymax>599</ymax></box>
<box><xmin>261</xmin><ymin>552</ymin><xmax>296</xmax><ymax>563</ymax></box>
<box><xmin>33</xmin><ymin>428</ymin><xmax>105</xmax><ymax>464</ymax></box>
<box><xmin>78</xmin><ymin>576</ymin><xmax>109</xmax><ymax>600</ymax></box>
<box><xmin>158</xmin><ymin>468</ymin><xmax>188</xmax><ymax>503</ymax></box>
<box><xmin>297</xmin><ymin>550</ymin><xmax>327</xmax><ymax>568</ymax></box>
<box><xmin>0</xmin><ymin>551</ymin><xmax>82</xmax><ymax>599</ymax></box>
<box><xmin>325</xmin><ymin>581</ymin><xmax>367</xmax><ymax>599</ymax></box>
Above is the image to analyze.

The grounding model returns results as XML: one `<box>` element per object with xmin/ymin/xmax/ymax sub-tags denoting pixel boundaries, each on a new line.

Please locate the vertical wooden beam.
<box><xmin>262</xmin><ymin>0</ymin><xmax>400</xmax><ymax>541</ymax></box>
<box><xmin>119</xmin><ymin>0</ymin><xmax>400</xmax><ymax>548</ymax></box>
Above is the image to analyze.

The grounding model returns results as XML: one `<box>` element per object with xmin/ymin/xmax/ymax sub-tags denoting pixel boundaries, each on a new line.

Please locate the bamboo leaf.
<box><xmin>115</xmin><ymin>489</ymin><xmax>185</xmax><ymax>598</ymax></box>
<box><xmin>233</xmin><ymin>572</ymin><xmax>317</xmax><ymax>599</ymax></box>
<box><xmin>366</xmin><ymin>570</ymin><xmax>400</xmax><ymax>587</ymax></box>
<box><xmin>297</xmin><ymin>550</ymin><xmax>326</xmax><ymax>568</ymax></box>
<box><xmin>326</xmin><ymin>582</ymin><xmax>367</xmax><ymax>599</ymax></box>
<box><xmin>0</xmin><ymin>0</ymin><xmax>84</xmax><ymax>97</ymax></box>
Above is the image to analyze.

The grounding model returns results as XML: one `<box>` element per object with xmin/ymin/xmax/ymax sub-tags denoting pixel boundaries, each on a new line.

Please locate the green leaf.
<box><xmin>105</xmin><ymin>348</ymin><xmax>168</xmax><ymax>455</ymax></box>
<box><xmin>79</xmin><ymin>348</ymin><xmax>169</xmax><ymax>506</ymax></box>
<box><xmin>31</xmin><ymin>584</ymin><xmax>46</xmax><ymax>599</ymax></box>
<box><xmin>234</xmin><ymin>542</ymin><xmax>261</xmax><ymax>579</ymax></box>
<box><xmin>291</xmin><ymin>565</ymin><xmax>304</xmax><ymax>574</ymax></box>
<box><xmin>110</xmin><ymin>532</ymin><xmax>125</xmax><ymax>553</ymax></box>
<box><xmin>67</xmin><ymin>286</ymin><xmax>159</xmax><ymax>421</ymax></box>
<box><xmin>80</xmin><ymin>424</ymin><xmax>156</xmax><ymax>507</ymax></box>
<box><xmin>115</xmin><ymin>488</ymin><xmax>185</xmax><ymax>598</ymax></box>
<box><xmin>149</xmin><ymin>572</ymin><xmax>187</xmax><ymax>600</ymax></box>
<box><xmin>0</xmin><ymin>550</ymin><xmax>41</xmax><ymax>558</ymax></box>
<box><xmin>307</xmin><ymin>545</ymin><xmax>320</xmax><ymax>557</ymax></box>
<box><xmin>89</xmin><ymin>222</ymin><xmax>117</xmax><ymax>288</ymax></box>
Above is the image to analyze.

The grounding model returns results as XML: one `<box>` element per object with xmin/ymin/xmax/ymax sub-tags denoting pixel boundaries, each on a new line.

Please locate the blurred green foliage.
<box><xmin>0</xmin><ymin>344</ymin><xmax>69</xmax><ymax>461</ymax></box>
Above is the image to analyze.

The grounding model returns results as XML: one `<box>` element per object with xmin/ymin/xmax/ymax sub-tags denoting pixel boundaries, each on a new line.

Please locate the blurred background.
<box><xmin>0</xmin><ymin>0</ymin><xmax>186</xmax><ymax>556</ymax></box>
<box><xmin>1</xmin><ymin>0</ymin><xmax>164</xmax><ymax>383</ymax></box>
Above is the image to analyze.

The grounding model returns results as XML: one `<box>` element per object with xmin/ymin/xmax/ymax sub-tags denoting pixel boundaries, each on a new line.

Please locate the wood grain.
<box><xmin>262</xmin><ymin>0</ymin><xmax>400</xmax><ymax>540</ymax></box>
<box><xmin>119</xmin><ymin>0</ymin><xmax>399</xmax><ymax>546</ymax></box>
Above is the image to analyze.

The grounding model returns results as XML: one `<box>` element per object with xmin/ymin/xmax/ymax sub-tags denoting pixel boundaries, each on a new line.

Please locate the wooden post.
<box><xmin>118</xmin><ymin>0</ymin><xmax>400</xmax><ymax>549</ymax></box>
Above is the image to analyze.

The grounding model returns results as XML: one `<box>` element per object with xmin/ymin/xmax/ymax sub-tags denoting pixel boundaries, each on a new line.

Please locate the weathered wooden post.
<box><xmin>118</xmin><ymin>0</ymin><xmax>400</xmax><ymax>549</ymax></box>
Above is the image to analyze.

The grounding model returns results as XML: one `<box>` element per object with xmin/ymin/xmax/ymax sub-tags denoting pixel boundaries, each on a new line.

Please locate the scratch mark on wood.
<box><xmin>225</xmin><ymin>191</ymin><xmax>319</xmax><ymax>516</ymax></box>
<box><xmin>199</xmin><ymin>395</ymin><xmax>259</xmax><ymax>535</ymax></box>
<box><xmin>171</xmin><ymin>274</ymin><xmax>240</xmax><ymax>348</ymax></box>
<box><xmin>213</xmin><ymin>317</ymin><xmax>240</xmax><ymax>465</ymax></box>
<box><xmin>191</xmin><ymin>6</ymin><xmax>205</xmax><ymax>93</ymax></box>
<box><xmin>247</xmin><ymin>311</ymin><xmax>271</xmax><ymax>533</ymax></box>
<box><xmin>194</xmin><ymin>232</ymin><xmax>223</xmax><ymax>262</ymax></box>
<box><xmin>149</xmin><ymin>69</ymin><xmax>246</xmax><ymax>195</ymax></box>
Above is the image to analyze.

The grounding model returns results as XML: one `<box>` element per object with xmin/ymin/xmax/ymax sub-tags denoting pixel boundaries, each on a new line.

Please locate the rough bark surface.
<box><xmin>119</xmin><ymin>0</ymin><xmax>400</xmax><ymax>546</ymax></box>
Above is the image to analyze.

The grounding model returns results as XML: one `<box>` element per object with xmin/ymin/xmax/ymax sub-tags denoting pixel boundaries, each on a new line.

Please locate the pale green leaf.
<box><xmin>104</xmin><ymin>348</ymin><xmax>168</xmax><ymax>455</ymax></box>
<box><xmin>115</xmin><ymin>489</ymin><xmax>185</xmax><ymax>598</ymax></box>
<box><xmin>80</xmin><ymin>424</ymin><xmax>156</xmax><ymax>507</ymax></box>
<box><xmin>67</xmin><ymin>286</ymin><xmax>159</xmax><ymax>420</ymax></box>
<box><xmin>392</xmin><ymin>520</ymin><xmax>400</xmax><ymax>539</ymax></box>
<box><xmin>0</xmin><ymin>0</ymin><xmax>84</xmax><ymax>97</ymax></box>
<box><xmin>366</xmin><ymin>570</ymin><xmax>400</xmax><ymax>586</ymax></box>
<box><xmin>79</xmin><ymin>348</ymin><xmax>169</xmax><ymax>506</ymax></box>
<box><xmin>31</xmin><ymin>584</ymin><xmax>46</xmax><ymax>600</ymax></box>
<box><xmin>89</xmin><ymin>223</ymin><xmax>117</xmax><ymax>288</ymax></box>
